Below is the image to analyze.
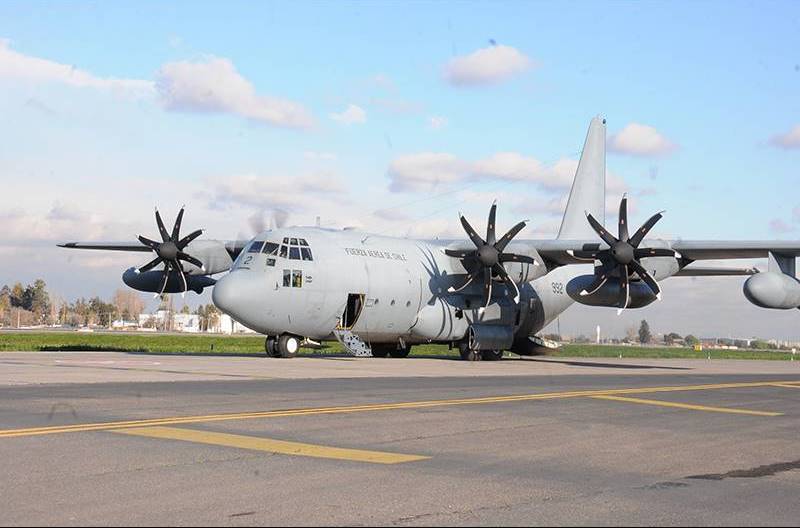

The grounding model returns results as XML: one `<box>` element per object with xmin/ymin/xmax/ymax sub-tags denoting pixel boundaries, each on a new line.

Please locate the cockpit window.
<box><xmin>283</xmin><ymin>237</ymin><xmax>289</xmax><ymax>244</ymax></box>
<box><xmin>248</xmin><ymin>241</ymin><xmax>264</xmax><ymax>253</ymax></box>
<box><xmin>279</xmin><ymin>245</ymin><xmax>288</xmax><ymax>258</ymax></box>
<box><xmin>289</xmin><ymin>247</ymin><xmax>301</xmax><ymax>260</ymax></box>
<box><xmin>301</xmin><ymin>247</ymin><xmax>313</xmax><ymax>261</ymax></box>
<box><xmin>290</xmin><ymin>237</ymin><xmax>298</xmax><ymax>245</ymax></box>
<box><xmin>299</xmin><ymin>238</ymin><xmax>309</xmax><ymax>246</ymax></box>
<box><xmin>262</xmin><ymin>242</ymin><xmax>280</xmax><ymax>255</ymax></box>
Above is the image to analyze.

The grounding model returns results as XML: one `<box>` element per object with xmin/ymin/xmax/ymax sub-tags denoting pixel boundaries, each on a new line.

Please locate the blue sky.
<box><xmin>1</xmin><ymin>1</ymin><xmax>799</xmax><ymax>338</ymax></box>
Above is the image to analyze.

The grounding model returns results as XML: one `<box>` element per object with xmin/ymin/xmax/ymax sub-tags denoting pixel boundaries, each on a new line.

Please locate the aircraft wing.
<box><xmin>531</xmin><ymin>240</ymin><xmax>800</xmax><ymax>266</ymax></box>
<box><xmin>58</xmin><ymin>241</ymin><xmax>152</xmax><ymax>252</ymax></box>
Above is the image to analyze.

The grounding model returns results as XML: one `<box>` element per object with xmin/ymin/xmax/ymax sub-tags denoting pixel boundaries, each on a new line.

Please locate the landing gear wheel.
<box><xmin>458</xmin><ymin>341</ymin><xmax>481</xmax><ymax>361</ymax></box>
<box><xmin>389</xmin><ymin>345</ymin><xmax>411</xmax><ymax>359</ymax></box>
<box><xmin>265</xmin><ymin>336</ymin><xmax>280</xmax><ymax>358</ymax></box>
<box><xmin>481</xmin><ymin>350</ymin><xmax>504</xmax><ymax>361</ymax></box>
<box><xmin>371</xmin><ymin>345</ymin><xmax>390</xmax><ymax>358</ymax></box>
<box><xmin>276</xmin><ymin>334</ymin><xmax>300</xmax><ymax>358</ymax></box>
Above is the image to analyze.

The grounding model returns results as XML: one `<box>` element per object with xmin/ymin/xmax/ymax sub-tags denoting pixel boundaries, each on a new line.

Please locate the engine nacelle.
<box><xmin>122</xmin><ymin>268</ymin><xmax>217</xmax><ymax>294</ymax></box>
<box><xmin>743</xmin><ymin>272</ymin><xmax>800</xmax><ymax>310</ymax></box>
<box><xmin>566</xmin><ymin>275</ymin><xmax>658</xmax><ymax>309</ymax></box>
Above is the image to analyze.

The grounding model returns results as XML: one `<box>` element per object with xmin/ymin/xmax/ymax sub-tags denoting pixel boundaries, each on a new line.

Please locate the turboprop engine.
<box><xmin>567</xmin><ymin>275</ymin><xmax>658</xmax><ymax>309</ymax></box>
<box><xmin>743</xmin><ymin>272</ymin><xmax>800</xmax><ymax>310</ymax></box>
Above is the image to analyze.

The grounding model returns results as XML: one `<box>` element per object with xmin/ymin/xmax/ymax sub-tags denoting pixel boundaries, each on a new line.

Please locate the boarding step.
<box><xmin>333</xmin><ymin>328</ymin><xmax>372</xmax><ymax>357</ymax></box>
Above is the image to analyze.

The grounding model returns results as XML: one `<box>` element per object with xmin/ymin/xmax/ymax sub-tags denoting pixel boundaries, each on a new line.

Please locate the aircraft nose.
<box><xmin>211</xmin><ymin>272</ymin><xmax>240</xmax><ymax>318</ymax></box>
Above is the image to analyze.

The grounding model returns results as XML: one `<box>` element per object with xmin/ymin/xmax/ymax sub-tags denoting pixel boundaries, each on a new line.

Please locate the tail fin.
<box><xmin>557</xmin><ymin>116</ymin><xmax>606</xmax><ymax>239</ymax></box>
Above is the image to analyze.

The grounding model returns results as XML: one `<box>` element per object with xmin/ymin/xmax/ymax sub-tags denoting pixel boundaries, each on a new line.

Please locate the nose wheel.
<box><xmin>457</xmin><ymin>341</ymin><xmax>503</xmax><ymax>361</ymax></box>
<box><xmin>266</xmin><ymin>334</ymin><xmax>300</xmax><ymax>358</ymax></box>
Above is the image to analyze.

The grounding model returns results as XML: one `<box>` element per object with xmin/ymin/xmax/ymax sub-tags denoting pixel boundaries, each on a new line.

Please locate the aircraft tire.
<box><xmin>481</xmin><ymin>350</ymin><xmax>504</xmax><ymax>361</ymax></box>
<box><xmin>371</xmin><ymin>345</ymin><xmax>390</xmax><ymax>358</ymax></box>
<box><xmin>277</xmin><ymin>334</ymin><xmax>300</xmax><ymax>358</ymax></box>
<box><xmin>265</xmin><ymin>336</ymin><xmax>280</xmax><ymax>358</ymax></box>
<box><xmin>458</xmin><ymin>341</ymin><xmax>481</xmax><ymax>361</ymax></box>
<box><xmin>389</xmin><ymin>345</ymin><xmax>411</xmax><ymax>359</ymax></box>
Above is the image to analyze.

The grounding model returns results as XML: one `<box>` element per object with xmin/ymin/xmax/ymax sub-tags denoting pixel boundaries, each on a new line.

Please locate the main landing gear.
<box><xmin>265</xmin><ymin>334</ymin><xmax>300</xmax><ymax>358</ymax></box>
<box><xmin>371</xmin><ymin>343</ymin><xmax>412</xmax><ymax>358</ymax></box>
<box><xmin>457</xmin><ymin>340</ymin><xmax>504</xmax><ymax>362</ymax></box>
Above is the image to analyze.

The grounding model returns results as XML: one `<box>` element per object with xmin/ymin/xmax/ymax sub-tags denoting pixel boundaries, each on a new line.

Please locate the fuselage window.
<box><xmin>283</xmin><ymin>269</ymin><xmax>291</xmax><ymax>287</ymax></box>
<box><xmin>266</xmin><ymin>258</ymin><xmax>276</xmax><ymax>267</ymax></box>
<box><xmin>299</xmin><ymin>238</ymin><xmax>309</xmax><ymax>246</ymax></box>
<box><xmin>289</xmin><ymin>247</ymin><xmax>301</xmax><ymax>260</ymax></box>
<box><xmin>301</xmin><ymin>247</ymin><xmax>313</xmax><ymax>261</ymax></box>
<box><xmin>279</xmin><ymin>245</ymin><xmax>288</xmax><ymax>258</ymax></box>
<box><xmin>248</xmin><ymin>241</ymin><xmax>264</xmax><ymax>253</ymax></box>
<box><xmin>263</xmin><ymin>242</ymin><xmax>280</xmax><ymax>255</ymax></box>
<box><xmin>292</xmin><ymin>270</ymin><xmax>303</xmax><ymax>288</ymax></box>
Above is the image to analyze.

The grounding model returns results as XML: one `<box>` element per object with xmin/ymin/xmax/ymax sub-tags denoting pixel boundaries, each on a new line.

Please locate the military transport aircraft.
<box><xmin>60</xmin><ymin>117</ymin><xmax>800</xmax><ymax>361</ymax></box>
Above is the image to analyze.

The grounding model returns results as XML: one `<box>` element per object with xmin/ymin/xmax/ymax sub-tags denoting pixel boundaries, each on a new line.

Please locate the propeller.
<box><xmin>136</xmin><ymin>206</ymin><xmax>204</xmax><ymax>297</ymax></box>
<box><xmin>569</xmin><ymin>195</ymin><xmax>679</xmax><ymax>310</ymax></box>
<box><xmin>445</xmin><ymin>201</ymin><xmax>539</xmax><ymax>308</ymax></box>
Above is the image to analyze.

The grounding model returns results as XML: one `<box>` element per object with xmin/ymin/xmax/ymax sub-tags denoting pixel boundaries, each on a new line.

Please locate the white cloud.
<box><xmin>387</xmin><ymin>151</ymin><xmax>625</xmax><ymax>194</ymax></box>
<box><xmin>769</xmin><ymin>218</ymin><xmax>794</xmax><ymax>234</ymax></box>
<box><xmin>770</xmin><ymin>125</ymin><xmax>800</xmax><ymax>150</ymax></box>
<box><xmin>207</xmin><ymin>171</ymin><xmax>347</xmax><ymax>211</ymax></box>
<box><xmin>155</xmin><ymin>57</ymin><xmax>314</xmax><ymax>129</ymax></box>
<box><xmin>0</xmin><ymin>38</ymin><xmax>154</xmax><ymax>97</ymax></box>
<box><xmin>608</xmin><ymin>123</ymin><xmax>677</xmax><ymax>157</ymax></box>
<box><xmin>329</xmin><ymin>104</ymin><xmax>366</xmax><ymax>125</ymax></box>
<box><xmin>443</xmin><ymin>45</ymin><xmax>532</xmax><ymax>87</ymax></box>
<box><xmin>387</xmin><ymin>153</ymin><xmax>468</xmax><ymax>192</ymax></box>
<box><xmin>429</xmin><ymin>116</ymin><xmax>448</xmax><ymax>130</ymax></box>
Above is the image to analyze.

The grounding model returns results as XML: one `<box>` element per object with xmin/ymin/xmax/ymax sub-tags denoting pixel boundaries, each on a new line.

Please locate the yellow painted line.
<box><xmin>590</xmin><ymin>395</ymin><xmax>783</xmax><ymax>417</ymax></box>
<box><xmin>1</xmin><ymin>379</ymin><xmax>797</xmax><ymax>439</ymax></box>
<box><xmin>771</xmin><ymin>383</ymin><xmax>800</xmax><ymax>389</ymax></box>
<box><xmin>115</xmin><ymin>426</ymin><xmax>428</xmax><ymax>464</ymax></box>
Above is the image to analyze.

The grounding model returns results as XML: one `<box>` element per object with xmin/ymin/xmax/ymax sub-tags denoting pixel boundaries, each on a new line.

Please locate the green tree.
<box><xmin>663</xmin><ymin>332</ymin><xmax>682</xmax><ymax>345</ymax></box>
<box><xmin>684</xmin><ymin>334</ymin><xmax>699</xmax><ymax>346</ymax></box>
<box><xmin>638</xmin><ymin>320</ymin><xmax>652</xmax><ymax>344</ymax></box>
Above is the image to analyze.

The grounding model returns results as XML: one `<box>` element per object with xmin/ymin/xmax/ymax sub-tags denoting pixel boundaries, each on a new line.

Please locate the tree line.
<box><xmin>0</xmin><ymin>279</ymin><xmax>219</xmax><ymax>330</ymax></box>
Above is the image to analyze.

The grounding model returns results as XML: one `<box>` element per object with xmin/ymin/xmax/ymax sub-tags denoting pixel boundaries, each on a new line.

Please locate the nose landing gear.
<box><xmin>265</xmin><ymin>334</ymin><xmax>300</xmax><ymax>358</ymax></box>
<box><xmin>457</xmin><ymin>340</ymin><xmax>504</xmax><ymax>361</ymax></box>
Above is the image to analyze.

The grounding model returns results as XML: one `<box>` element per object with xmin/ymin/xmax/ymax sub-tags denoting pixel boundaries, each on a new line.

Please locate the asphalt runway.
<box><xmin>2</xmin><ymin>352</ymin><xmax>800</xmax><ymax>526</ymax></box>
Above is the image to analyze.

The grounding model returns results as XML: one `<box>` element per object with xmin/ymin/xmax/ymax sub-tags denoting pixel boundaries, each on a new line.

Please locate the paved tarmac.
<box><xmin>1</xmin><ymin>351</ymin><xmax>800</xmax><ymax>526</ymax></box>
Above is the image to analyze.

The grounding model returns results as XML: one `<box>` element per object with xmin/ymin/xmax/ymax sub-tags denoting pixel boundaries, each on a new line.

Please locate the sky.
<box><xmin>0</xmin><ymin>1</ymin><xmax>799</xmax><ymax>339</ymax></box>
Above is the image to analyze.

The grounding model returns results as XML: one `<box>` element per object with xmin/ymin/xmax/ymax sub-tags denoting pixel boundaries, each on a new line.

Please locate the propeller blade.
<box><xmin>175</xmin><ymin>260</ymin><xmax>188</xmax><ymax>293</ymax></box>
<box><xmin>629</xmin><ymin>259</ymin><xmax>662</xmax><ymax>300</ymax></box>
<box><xmin>445</xmin><ymin>249</ymin><xmax>477</xmax><ymax>259</ymax></box>
<box><xmin>156</xmin><ymin>260</ymin><xmax>171</xmax><ymax>297</ymax></box>
<box><xmin>177</xmin><ymin>229</ymin><xmax>203</xmax><ymax>250</ymax></box>
<box><xmin>448</xmin><ymin>271</ymin><xmax>478</xmax><ymax>293</ymax></box>
<box><xmin>138</xmin><ymin>256</ymin><xmax>163</xmax><ymax>273</ymax></box>
<box><xmin>486</xmin><ymin>201</ymin><xmax>497</xmax><ymax>246</ymax></box>
<box><xmin>494</xmin><ymin>220</ymin><xmax>528</xmax><ymax>252</ymax></box>
<box><xmin>634</xmin><ymin>247</ymin><xmax>677</xmax><ymax>259</ymax></box>
<box><xmin>483</xmin><ymin>266</ymin><xmax>493</xmax><ymax>308</ymax></box>
<box><xmin>629</xmin><ymin>211</ymin><xmax>665</xmax><ymax>248</ymax></box>
<box><xmin>460</xmin><ymin>214</ymin><xmax>486</xmax><ymax>248</ymax></box>
<box><xmin>137</xmin><ymin>235</ymin><xmax>160</xmax><ymax>251</ymax></box>
<box><xmin>499</xmin><ymin>253</ymin><xmax>538</xmax><ymax>265</ymax></box>
<box><xmin>618</xmin><ymin>194</ymin><xmax>629</xmax><ymax>241</ymax></box>
<box><xmin>494</xmin><ymin>263</ymin><xmax>520</xmax><ymax>304</ymax></box>
<box><xmin>579</xmin><ymin>268</ymin><xmax>612</xmax><ymax>297</ymax></box>
<box><xmin>618</xmin><ymin>265</ymin><xmax>630</xmax><ymax>310</ymax></box>
<box><xmin>171</xmin><ymin>206</ymin><xmax>185</xmax><ymax>241</ymax></box>
<box><xmin>586</xmin><ymin>213</ymin><xmax>618</xmax><ymax>247</ymax></box>
<box><xmin>155</xmin><ymin>209</ymin><xmax>170</xmax><ymax>242</ymax></box>
<box><xmin>177</xmin><ymin>251</ymin><xmax>204</xmax><ymax>270</ymax></box>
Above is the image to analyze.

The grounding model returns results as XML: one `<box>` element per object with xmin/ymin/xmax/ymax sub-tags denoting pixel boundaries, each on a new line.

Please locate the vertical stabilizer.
<box><xmin>557</xmin><ymin>116</ymin><xmax>606</xmax><ymax>239</ymax></box>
